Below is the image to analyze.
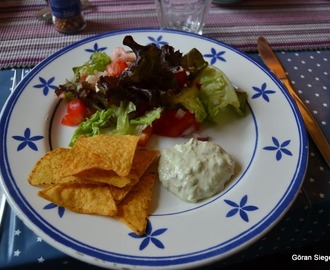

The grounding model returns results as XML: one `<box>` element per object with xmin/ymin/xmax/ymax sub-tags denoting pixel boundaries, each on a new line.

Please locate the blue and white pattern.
<box><xmin>263</xmin><ymin>137</ymin><xmax>293</xmax><ymax>161</ymax></box>
<box><xmin>204</xmin><ymin>47</ymin><xmax>227</xmax><ymax>65</ymax></box>
<box><xmin>12</xmin><ymin>128</ymin><xmax>44</xmax><ymax>152</ymax></box>
<box><xmin>147</xmin><ymin>35</ymin><xmax>168</xmax><ymax>47</ymax></box>
<box><xmin>224</xmin><ymin>195</ymin><xmax>259</xmax><ymax>222</ymax></box>
<box><xmin>33</xmin><ymin>76</ymin><xmax>57</xmax><ymax>96</ymax></box>
<box><xmin>43</xmin><ymin>203</ymin><xmax>65</xmax><ymax>218</ymax></box>
<box><xmin>1</xmin><ymin>29</ymin><xmax>323</xmax><ymax>269</ymax></box>
<box><xmin>251</xmin><ymin>82</ymin><xmax>276</xmax><ymax>102</ymax></box>
<box><xmin>129</xmin><ymin>220</ymin><xmax>167</xmax><ymax>250</ymax></box>
<box><xmin>85</xmin><ymin>42</ymin><xmax>107</xmax><ymax>54</ymax></box>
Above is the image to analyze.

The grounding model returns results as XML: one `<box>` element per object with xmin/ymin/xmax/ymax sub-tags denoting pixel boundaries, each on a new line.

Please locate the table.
<box><xmin>1</xmin><ymin>0</ymin><xmax>330</xmax><ymax>68</ymax></box>
<box><xmin>0</xmin><ymin>0</ymin><xmax>329</xmax><ymax>269</ymax></box>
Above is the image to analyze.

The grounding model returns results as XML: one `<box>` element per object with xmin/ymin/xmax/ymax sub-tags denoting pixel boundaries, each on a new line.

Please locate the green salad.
<box><xmin>55</xmin><ymin>35</ymin><xmax>248</xmax><ymax>147</ymax></box>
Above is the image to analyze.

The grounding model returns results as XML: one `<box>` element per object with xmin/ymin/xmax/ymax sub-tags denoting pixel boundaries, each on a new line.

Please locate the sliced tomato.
<box><xmin>61</xmin><ymin>99</ymin><xmax>87</xmax><ymax>126</ymax></box>
<box><xmin>138</xmin><ymin>125</ymin><xmax>153</xmax><ymax>147</ymax></box>
<box><xmin>152</xmin><ymin>109</ymin><xmax>200</xmax><ymax>137</ymax></box>
<box><xmin>174</xmin><ymin>70</ymin><xmax>188</xmax><ymax>89</ymax></box>
<box><xmin>106</xmin><ymin>59</ymin><xmax>129</xmax><ymax>77</ymax></box>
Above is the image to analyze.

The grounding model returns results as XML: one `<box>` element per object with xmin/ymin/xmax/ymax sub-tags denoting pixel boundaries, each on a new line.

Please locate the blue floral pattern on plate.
<box><xmin>129</xmin><ymin>219</ymin><xmax>167</xmax><ymax>250</ymax></box>
<box><xmin>224</xmin><ymin>195</ymin><xmax>259</xmax><ymax>222</ymax></box>
<box><xmin>33</xmin><ymin>77</ymin><xmax>57</xmax><ymax>96</ymax></box>
<box><xmin>204</xmin><ymin>48</ymin><xmax>226</xmax><ymax>65</ymax></box>
<box><xmin>43</xmin><ymin>203</ymin><xmax>65</xmax><ymax>218</ymax></box>
<box><xmin>147</xmin><ymin>35</ymin><xmax>168</xmax><ymax>48</ymax></box>
<box><xmin>252</xmin><ymin>82</ymin><xmax>276</xmax><ymax>102</ymax></box>
<box><xmin>263</xmin><ymin>137</ymin><xmax>293</xmax><ymax>161</ymax></box>
<box><xmin>12</xmin><ymin>128</ymin><xmax>44</xmax><ymax>151</ymax></box>
<box><xmin>85</xmin><ymin>43</ymin><xmax>107</xmax><ymax>54</ymax></box>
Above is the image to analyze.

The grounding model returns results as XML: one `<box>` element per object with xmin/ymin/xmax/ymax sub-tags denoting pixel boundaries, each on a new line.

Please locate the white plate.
<box><xmin>0</xmin><ymin>29</ymin><xmax>307</xmax><ymax>269</ymax></box>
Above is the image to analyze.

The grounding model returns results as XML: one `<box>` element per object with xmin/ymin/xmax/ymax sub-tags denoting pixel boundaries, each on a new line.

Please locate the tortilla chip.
<box><xmin>110</xmin><ymin>150</ymin><xmax>159</xmax><ymax>202</ymax></box>
<box><xmin>109</xmin><ymin>185</ymin><xmax>132</xmax><ymax>202</ymax></box>
<box><xmin>75</xmin><ymin>169</ymin><xmax>136</xmax><ymax>188</ymax></box>
<box><xmin>60</xmin><ymin>138</ymin><xmax>107</xmax><ymax>177</ymax></box>
<box><xmin>30</xmin><ymin>134</ymin><xmax>158</xmax><ymax>235</ymax></box>
<box><xmin>132</xmin><ymin>149</ymin><xmax>160</xmax><ymax>178</ymax></box>
<box><xmin>60</xmin><ymin>143</ymin><xmax>157</xmax><ymax>188</ymax></box>
<box><xmin>115</xmin><ymin>172</ymin><xmax>156</xmax><ymax>235</ymax></box>
<box><xmin>38</xmin><ymin>183</ymin><xmax>117</xmax><ymax>216</ymax></box>
<box><xmin>28</xmin><ymin>148</ymin><xmax>80</xmax><ymax>186</ymax></box>
<box><xmin>79</xmin><ymin>134</ymin><xmax>140</xmax><ymax>176</ymax></box>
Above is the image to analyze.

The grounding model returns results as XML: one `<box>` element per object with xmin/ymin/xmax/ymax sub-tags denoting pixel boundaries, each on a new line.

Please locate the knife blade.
<box><xmin>257</xmin><ymin>36</ymin><xmax>330</xmax><ymax>167</ymax></box>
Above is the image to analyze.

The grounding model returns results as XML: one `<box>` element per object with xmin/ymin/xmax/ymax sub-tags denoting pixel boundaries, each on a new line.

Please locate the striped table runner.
<box><xmin>1</xmin><ymin>0</ymin><xmax>330</xmax><ymax>69</ymax></box>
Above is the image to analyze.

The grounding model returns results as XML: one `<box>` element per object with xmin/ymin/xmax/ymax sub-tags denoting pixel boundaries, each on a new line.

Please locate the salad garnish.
<box><xmin>55</xmin><ymin>36</ymin><xmax>248</xmax><ymax>146</ymax></box>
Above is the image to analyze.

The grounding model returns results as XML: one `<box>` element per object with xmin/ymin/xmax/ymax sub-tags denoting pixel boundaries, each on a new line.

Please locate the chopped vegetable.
<box><xmin>61</xmin><ymin>99</ymin><xmax>88</xmax><ymax>126</ymax></box>
<box><xmin>165</xmin><ymin>85</ymin><xmax>207</xmax><ymax>123</ymax></box>
<box><xmin>106</xmin><ymin>58</ymin><xmax>129</xmax><ymax>77</ymax></box>
<box><xmin>152</xmin><ymin>109</ymin><xmax>200</xmax><ymax>137</ymax></box>
<box><xmin>54</xmin><ymin>36</ymin><xmax>248</xmax><ymax>146</ymax></box>
<box><xmin>174</xmin><ymin>70</ymin><xmax>188</xmax><ymax>89</ymax></box>
<box><xmin>76</xmin><ymin>51</ymin><xmax>111</xmax><ymax>77</ymax></box>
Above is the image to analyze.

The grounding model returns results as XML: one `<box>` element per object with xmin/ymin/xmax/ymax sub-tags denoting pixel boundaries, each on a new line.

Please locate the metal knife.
<box><xmin>257</xmin><ymin>36</ymin><xmax>330</xmax><ymax>167</ymax></box>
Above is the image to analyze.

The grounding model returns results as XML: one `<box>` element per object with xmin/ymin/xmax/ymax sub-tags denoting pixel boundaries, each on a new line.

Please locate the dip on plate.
<box><xmin>158</xmin><ymin>138</ymin><xmax>235</xmax><ymax>202</ymax></box>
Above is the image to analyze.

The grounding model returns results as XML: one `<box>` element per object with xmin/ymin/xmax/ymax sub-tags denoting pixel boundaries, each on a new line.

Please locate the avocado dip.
<box><xmin>158</xmin><ymin>138</ymin><xmax>235</xmax><ymax>203</ymax></box>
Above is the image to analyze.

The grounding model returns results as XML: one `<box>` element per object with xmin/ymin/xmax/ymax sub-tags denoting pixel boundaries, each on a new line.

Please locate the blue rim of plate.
<box><xmin>0</xmin><ymin>28</ymin><xmax>308</xmax><ymax>268</ymax></box>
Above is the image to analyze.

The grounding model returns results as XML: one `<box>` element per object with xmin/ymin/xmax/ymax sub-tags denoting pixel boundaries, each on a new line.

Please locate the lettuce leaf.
<box><xmin>167</xmin><ymin>65</ymin><xmax>247</xmax><ymax>123</ymax></box>
<box><xmin>112</xmin><ymin>101</ymin><xmax>162</xmax><ymax>135</ymax></box>
<box><xmin>167</xmin><ymin>86</ymin><xmax>207</xmax><ymax>122</ymax></box>
<box><xmin>234</xmin><ymin>89</ymin><xmax>249</xmax><ymax>116</ymax></box>
<box><xmin>197</xmin><ymin>66</ymin><xmax>246</xmax><ymax>123</ymax></box>
<box><xmin>130</xmin><ymin>107</ymin><xmax>162</xmax><ymax>126</ymax></box>
<box><xmin>181</xmin><ymin>48</ymin><xmax>208</xmax><ymax>78</ymax></box>
<box><xmin>69</xmin><ymin>106</ymin><xmax>117</xmax><ymax>146</ymax></box>
<box><xmin>68</xmin><ymin>101</ymin><xmax>162</xmax><ymax>146</ymax></box>
<box><xmin>74</xmin><ymin>51</ymin><xmax>111</xmax><ymax>77</ymax></box>
<box><xmin>112</xmin><ymin>101</ymin><xmax>137</xmax><ymax>135</ymax></box>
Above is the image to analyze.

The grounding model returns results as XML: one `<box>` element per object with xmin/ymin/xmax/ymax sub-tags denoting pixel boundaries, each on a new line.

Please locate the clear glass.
<box><xmin>156</xmin><ymin>0</ymin><xmax>212</xmax><ymax>34</ymax></box>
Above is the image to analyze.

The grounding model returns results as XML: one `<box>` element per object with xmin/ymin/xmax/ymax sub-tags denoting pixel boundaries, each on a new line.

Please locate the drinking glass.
<box><xmin>156</xmin><ymin>0</ymin><xmax>212</xmax><ymax>34</ymax></box>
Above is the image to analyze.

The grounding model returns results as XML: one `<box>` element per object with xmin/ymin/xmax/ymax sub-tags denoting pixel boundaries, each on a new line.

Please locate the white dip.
<box><xmin>158</xmin><ymin>138</ymin><xmax>235</xmax><ymax>203</ymax></box>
